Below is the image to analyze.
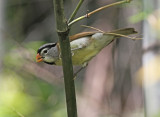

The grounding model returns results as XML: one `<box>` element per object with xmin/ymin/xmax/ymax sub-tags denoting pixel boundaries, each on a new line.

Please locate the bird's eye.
<box><xmin>43</xmin><ymin>50</ymin><xmax>48</xmax><ymax>54</ymax></box>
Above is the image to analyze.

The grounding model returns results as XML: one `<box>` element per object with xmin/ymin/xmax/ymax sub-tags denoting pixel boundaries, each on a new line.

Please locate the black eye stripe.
<box><xmin>37</xmin><ymin>43</ymin><xmax>57</xmax><ymax>53</ymax></box>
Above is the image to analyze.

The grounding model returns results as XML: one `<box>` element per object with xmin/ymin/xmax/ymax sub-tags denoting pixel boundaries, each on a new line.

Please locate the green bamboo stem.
<box><xmin>68</xmin><ymin>0</ymin><xmax>84</xmax><ymax>23</ymax></box>
<box><xmin>53</xmin><ymin>0</ymin><xmax>77</xmax><ymax>117</ymax></box>
<box><xmin>68</xmin><ymin>0</ymin><xmax>132</xmax><ymax>26</ymax></box>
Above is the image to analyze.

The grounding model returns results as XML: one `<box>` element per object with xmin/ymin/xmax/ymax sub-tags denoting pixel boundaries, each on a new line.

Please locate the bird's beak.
<box><xmin>36</xmin><ymin>53</ymin><xmax>43</xmax><ymax>62</ymax></box>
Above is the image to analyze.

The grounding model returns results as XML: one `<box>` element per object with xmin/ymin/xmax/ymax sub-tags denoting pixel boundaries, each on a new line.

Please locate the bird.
<box><xmin>36</xmin><ymin>28</ymin><xmax>137</xmax><ymax>66</ymax></box>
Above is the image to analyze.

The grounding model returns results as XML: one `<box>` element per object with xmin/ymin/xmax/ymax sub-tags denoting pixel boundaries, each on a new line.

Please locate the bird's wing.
<box><xmin>70</xmin><ymin>36</ymin><xmax>91</xmax><ymax>51</ymax></box>
<box><xmin>69</xmin><ymin>31</ymin><xmax>98</xmax><ymax>42</ymax></box>
<box><xmin>69</xmin><ymin>28</ymin><xmax>137</xmax><ymax>41</ymax></box>
<box><xmin>70</xmin><ymin>28</ymin><xmax>137</xmax><ymax>51</ymax></box>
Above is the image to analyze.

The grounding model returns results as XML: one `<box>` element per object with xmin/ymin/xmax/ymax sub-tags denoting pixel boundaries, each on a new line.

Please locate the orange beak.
<box><xmin>36</xmin><ymin>53</ymin><xmax>43</xmax><ymax>62</ymax></box>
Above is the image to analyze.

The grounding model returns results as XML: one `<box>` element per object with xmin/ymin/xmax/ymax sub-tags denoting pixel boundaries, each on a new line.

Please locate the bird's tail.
<box><xmin>109</xmin><ymin>28</ymin><xmax>137</xmax><ymax>36</ymax></box>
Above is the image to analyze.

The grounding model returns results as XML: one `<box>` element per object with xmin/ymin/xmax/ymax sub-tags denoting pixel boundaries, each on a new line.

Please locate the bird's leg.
<box><xmin>60</xmin><ymin>67</ymin><xmax>85</xmax><ymax>79</ymax></box>
<box><xmin>73</xmin><ymin>62</ymin><xmax>88</xmax><ymax>80</ymax></box>
<box><xmin>73</xmin><ymin>67</ymin><xmax>85</xmax><ymax>79</ymax></box>
<box><xmin>60</xmin><ymin>62</ymin><xmax>88</xmax><ymax>79</ymax></box>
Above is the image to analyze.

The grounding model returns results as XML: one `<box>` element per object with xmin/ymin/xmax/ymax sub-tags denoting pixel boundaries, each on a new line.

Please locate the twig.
<box><xmin>81</xmin><ymin>25</ymin><xmax>105</xmax><ymax>33</ymax></box>
<box><xmin>68</xmin><ymin>0</ymin><xmax>132</xmax><ymax>26</ymax></box>
<box><xmin>68</xmin><ymin>0</ymin><xmax>84</xmax><ymax>23</ymax></box>
<box><xmin>105</xmin><ymin>32</ymin><xmax>142</xmax><ymax>40</ymax></box>
<box><xmin>81</xmin><ymin>25</ymin><xmax>142</xmax><ymax>40</ymax></box>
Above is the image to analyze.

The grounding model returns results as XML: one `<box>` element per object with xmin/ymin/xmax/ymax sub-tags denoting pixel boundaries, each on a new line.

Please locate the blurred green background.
<box><xmin>0</xmin><ymin>0</ymin><xmax>144</xmax><ymax>117</ymax></box>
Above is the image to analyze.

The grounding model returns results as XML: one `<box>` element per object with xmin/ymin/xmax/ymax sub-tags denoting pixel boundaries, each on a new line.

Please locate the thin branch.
<box><xmin>81</xmin><ymin>25</ymin><xmax>142</xmax><ymax>40</ymax></box>
<box><xmin>105</xmin><ymin>32</ymin><xmax>142</xmax><ymax>40</ymax></box>
<box><xmin>53</xmin><ymin>0</ymin><xmax>77</xmax><ymax>117</ymax></box>
<box><xmin>81</xmin><ymin>25</ymin><xmax>105</xmax><ymax>33</ymax></box>
<box><xmin>68</xmin><ymin>0</ymin><xmax>132</xmax><ymax>26</ymax></box>
<box><xmin>68</xmin><ymin>0</ymin><xmax>84</xmax><ymax>23</ymax></box>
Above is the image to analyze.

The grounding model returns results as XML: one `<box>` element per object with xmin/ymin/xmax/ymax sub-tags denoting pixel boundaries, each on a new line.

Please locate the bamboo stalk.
<box><xmin>53</xmin><ymin>0</ymin><xmax>77</xmax><ymax>117</ymax></box>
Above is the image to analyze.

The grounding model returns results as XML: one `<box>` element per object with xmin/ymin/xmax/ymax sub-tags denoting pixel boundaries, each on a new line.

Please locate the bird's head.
<box><xmin>36</xmin><ymin>43</ymin><xmax>59</xmax><ymax>65</ymax></box>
